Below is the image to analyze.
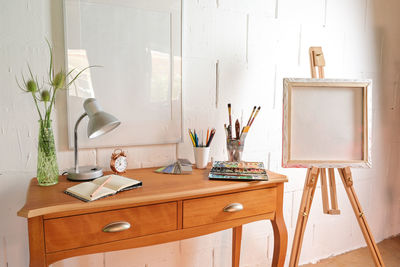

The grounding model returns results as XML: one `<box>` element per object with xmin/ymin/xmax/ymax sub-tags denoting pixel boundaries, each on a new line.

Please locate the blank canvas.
<box><xmin>282</xmin><ymin>78</ymin><xmax>372</xmax><ymax>168</ymax></box>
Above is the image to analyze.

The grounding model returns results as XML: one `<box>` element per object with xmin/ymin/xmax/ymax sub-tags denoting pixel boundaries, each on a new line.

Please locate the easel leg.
<box><xmin>320</xmin><ymin>168</ymin><xmax>330</xmax><ymax>214</ymax></box>
<box><xmin>289</xmin><ymin>167</ymin><xmax>319</xmax><ymax>267</ymax></box>
<box><xmin>232</xmin><ymin>225</ymin><xmax>242</xmax><ymax>267</ymax></box>
<box><xmin>328</xmin><ymin>168</ymin><xmax>339</xmax><ymax>213</ymax></box>
<box><xmin>338</xmin><ymin>167</ymin><xmax>385</xmax><ymax>267</ymax></box>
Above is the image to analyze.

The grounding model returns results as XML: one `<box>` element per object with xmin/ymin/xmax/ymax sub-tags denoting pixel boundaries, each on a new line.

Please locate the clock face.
<box><xmin>114</xmin><ymin>156</ymin><xmax>127</xmax><ymax>173</ymax></box>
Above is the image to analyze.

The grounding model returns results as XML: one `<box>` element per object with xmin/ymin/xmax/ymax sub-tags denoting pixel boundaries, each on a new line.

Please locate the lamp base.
<box><xmin>67</xmin><ymin>166</ymin><xmax>103</xmax><ymax>181</ymax></box>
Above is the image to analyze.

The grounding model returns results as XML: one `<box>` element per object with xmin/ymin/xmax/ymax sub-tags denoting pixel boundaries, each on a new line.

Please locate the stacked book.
<box><xmin>208</xmin><ymin>161</ymin><xmax>269</xmax><ymax>181</ymax></box>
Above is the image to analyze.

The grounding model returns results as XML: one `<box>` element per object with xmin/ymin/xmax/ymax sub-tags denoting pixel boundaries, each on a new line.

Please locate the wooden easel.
<box><xmin>288</xmin><ymin>47</ymin><xmax>385</xmax><ymax>267</ymax></box>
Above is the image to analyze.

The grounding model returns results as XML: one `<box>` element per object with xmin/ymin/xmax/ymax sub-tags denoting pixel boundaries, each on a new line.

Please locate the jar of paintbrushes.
<box><xmin>225</xmin><ymin>104</ymin><xmax>260</xmax><ymax>162</ymax></box>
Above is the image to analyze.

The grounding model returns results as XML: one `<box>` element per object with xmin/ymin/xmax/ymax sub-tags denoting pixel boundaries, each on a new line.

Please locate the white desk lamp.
<box><xmin>67</xmin><ymin>98</ymin><xmax>120</xmax><ymax>181</ymax></box>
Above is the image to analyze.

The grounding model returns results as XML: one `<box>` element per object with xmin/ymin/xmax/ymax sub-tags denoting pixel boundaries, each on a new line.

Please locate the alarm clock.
<box><xmin>110</xmin><ymin>149</ymin><xmax>128</xmax><ymax>174</ymax></box>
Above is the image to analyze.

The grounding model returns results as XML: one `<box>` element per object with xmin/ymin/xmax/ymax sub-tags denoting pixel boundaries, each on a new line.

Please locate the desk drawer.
<box><xmin>183</xmin><ymin>188</ymin><xmax>276</xmax><ymax>228</ymax></box>
<box><xmin>44</xmin><ymin>202</ymin><xmax>177</xmax><ymax>253</ymax></box>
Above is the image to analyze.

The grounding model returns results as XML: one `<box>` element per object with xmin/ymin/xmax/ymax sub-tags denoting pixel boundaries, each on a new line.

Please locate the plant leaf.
<box><xmin>21</xmin><ymin>73</ymin><xmax>27</xmax><ymax>87</ymax></box>
<box><xmin>45</xmin><ymin>38</ymin><xmax>54</xmax><ymax>80</ymax></box>
<box><xmin>66</xmin><ymin>67</ymin><xmax>77</xmax><ymax>77</ymax></box>
<box><xmin>15</xmin><ymin>76</ymin><xmax>27</xmax><ymax>92</ymax></box>
<box><xmin>27</xmin><ymin>64</ymin><xmax>35</xmax><ymax>81</ymax></box>
<box><xmin>66</xmin><ymin>65</ymin><xmax>101</xmax><ymax>88</ymax></box>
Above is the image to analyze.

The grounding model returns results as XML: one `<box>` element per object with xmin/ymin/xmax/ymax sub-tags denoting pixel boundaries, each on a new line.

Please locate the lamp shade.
<box><xmin>83</xmin><ymin>98</ymin><xmax>120</xmax><ymax>139</ymax></box>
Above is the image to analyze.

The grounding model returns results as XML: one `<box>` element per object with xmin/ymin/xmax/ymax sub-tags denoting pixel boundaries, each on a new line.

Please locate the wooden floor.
<box><xmin>301</xmin><ymin>236</ymin><xmax>400</xmax><ymax>267</ymax></box>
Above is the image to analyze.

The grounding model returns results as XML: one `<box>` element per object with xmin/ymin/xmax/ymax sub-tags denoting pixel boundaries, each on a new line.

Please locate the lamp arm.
<box><xmin>74</xmin><ymin>112</ymin><xmax>88</xmax><ymax>172</ymax></box>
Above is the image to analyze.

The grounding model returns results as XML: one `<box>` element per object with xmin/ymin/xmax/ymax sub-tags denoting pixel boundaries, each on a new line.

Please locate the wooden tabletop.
<box><xmin>18</xmin><ymin>167</ymin><xmax>287</xmax><ymax>218</ymax></box>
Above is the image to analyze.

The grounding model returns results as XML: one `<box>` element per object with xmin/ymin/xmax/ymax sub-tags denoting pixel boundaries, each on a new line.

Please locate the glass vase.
<box><xmin>37</xmin><ymin>120</ymin><xmax>59</xmax><ymax>186</ymax></box>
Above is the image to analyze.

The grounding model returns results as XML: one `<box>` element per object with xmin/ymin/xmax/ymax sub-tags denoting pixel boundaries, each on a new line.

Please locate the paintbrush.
<box><xmin>227</xmin><ymin>103</ymin><xmax>232</xmax><ymax>139</ymax></box>
<box><xmin>228</xmin><ymin>103</ymin><xmax>232</xmax><ymax>126</ymax></box>
<box><xmin>249</xmin><ymin>106</ymin><xmax>261</xmax><ymax>127</ymax></box>
<box><xmin>246</xmin><ymin>106</ymin><xmax>257</xmax><ymax>126</ymax></box>
<box><xmin>235</xmin><ymin>119</ymin><xmax>240</xmax><ymax>139</ymax></box>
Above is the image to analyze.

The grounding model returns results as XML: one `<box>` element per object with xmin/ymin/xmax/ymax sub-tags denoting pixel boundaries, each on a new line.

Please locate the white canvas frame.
<box><xmin>282</xmin><ymin>78</ymin><xmax>372</xmax><ymax>168</ymax></box>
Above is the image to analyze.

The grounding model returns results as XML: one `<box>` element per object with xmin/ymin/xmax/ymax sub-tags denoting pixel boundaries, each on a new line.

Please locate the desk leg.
<box><xmin>271</xmin><ymin>183</ymin><xmax>288</xmax><ymax>267</ymax></box>
<box><xmin>28</xmin><ymin>216</ymin><xmax>47</xmax><ymax>267</ymax></box>
<box><xmin>232</xmin><ymin>225</ymin><xmax>242</xmax><ymax>267</ymax></box>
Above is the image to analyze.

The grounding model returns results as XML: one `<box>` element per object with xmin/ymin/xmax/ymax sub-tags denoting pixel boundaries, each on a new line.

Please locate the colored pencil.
<box><xmin>194</xmin><ymin>131</ymin><xmax>198</xmax><ymax>147</ymax></box>
<box><xmin>192</xmin><ymin>129</ymin><xmax>197</xmax><ymax>147</ymax></box>
<box><xmin>206</xmin><ymin>128</ymin><xmax>216</xmax><ymax>147</ymax></box>
<box><xmin>188</xmin><ymin>129</ymin><xmax>196</xmax><ymax>147</ymax></box>
<box><xmin>190</xmin><ymin>128</ymin><xmax>215</xmax><ymax>147</ymax></box>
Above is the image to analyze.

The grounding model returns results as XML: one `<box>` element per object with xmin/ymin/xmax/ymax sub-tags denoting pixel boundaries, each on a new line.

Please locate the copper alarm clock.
<box><xmin>110</xmin><ymin>149</ymin><xmax>128</xmax><ymax>174</ymax></box>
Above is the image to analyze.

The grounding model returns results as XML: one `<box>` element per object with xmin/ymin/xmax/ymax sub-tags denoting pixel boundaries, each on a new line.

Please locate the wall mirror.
<box><xmin>64</xmin><ymin>0</ymin><xmax>182</xmax><ymax>148</ymax></box>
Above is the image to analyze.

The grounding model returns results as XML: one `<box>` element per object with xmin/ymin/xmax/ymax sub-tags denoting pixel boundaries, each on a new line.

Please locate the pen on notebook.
<box><xmin>90</xmin><ymin>175</ymin><xmax>112</xmax><ymax>198</ymax></box>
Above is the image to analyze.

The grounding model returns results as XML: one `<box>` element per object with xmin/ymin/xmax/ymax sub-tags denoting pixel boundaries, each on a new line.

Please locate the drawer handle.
<box><xmin>223</xmin><ymin>203</ymin><xmax>243</xmax><ymax>213</ymax></box>
<box><xmin>102</xmin><ymin>221</ymin><xmax>131</xmax><ymax>233</ymax></box>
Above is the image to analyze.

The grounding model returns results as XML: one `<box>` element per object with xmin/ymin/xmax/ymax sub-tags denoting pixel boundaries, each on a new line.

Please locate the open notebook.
<box><xmin>65</xmin><ymin>175</ymin><xmax>142</xmax><ymax>202</ymax></box>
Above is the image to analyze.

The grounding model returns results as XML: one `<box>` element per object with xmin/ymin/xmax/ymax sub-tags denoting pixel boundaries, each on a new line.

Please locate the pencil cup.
<box><xmin>193</xmin><ymin>147</ymin><xmax>210</xmax><ymax>169</ymax></box>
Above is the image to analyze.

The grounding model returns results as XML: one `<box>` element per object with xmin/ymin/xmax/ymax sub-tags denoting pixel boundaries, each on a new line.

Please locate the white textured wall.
<box><xmin>1</xmin><ymin>0</ymin><xmax>400</xmax><ymax>266</ymax></box>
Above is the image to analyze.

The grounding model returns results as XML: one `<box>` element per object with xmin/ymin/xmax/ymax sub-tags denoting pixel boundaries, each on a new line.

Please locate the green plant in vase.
<box><xmin>17</xmin><ymin>41</ymin><xmax>92</xmax><ymax>186</ymax></box>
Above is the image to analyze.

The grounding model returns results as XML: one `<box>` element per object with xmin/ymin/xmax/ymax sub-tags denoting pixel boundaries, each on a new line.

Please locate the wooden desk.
<box><xmin>18</xmin><ymin>167</ymin><xmax>288</xmax><ymax>267</ymax></box>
